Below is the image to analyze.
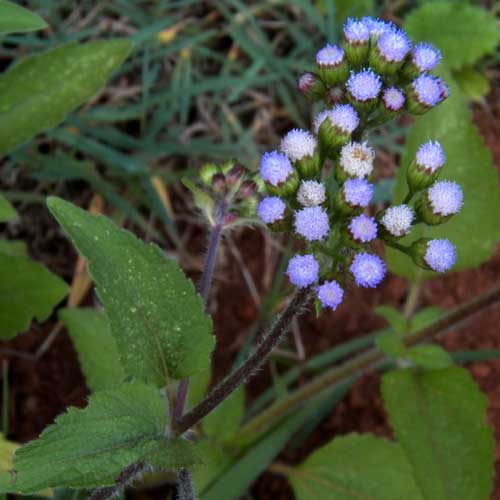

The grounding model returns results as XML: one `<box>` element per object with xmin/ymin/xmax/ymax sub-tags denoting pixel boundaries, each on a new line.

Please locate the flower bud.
<box><xmin>379</xmin><ymin>87</ymin><xmax>406</xmax><ymax>120</ymax></box>
<box><xmin>346</xmin><ymin>68</ymin><xmax>382</xmax><ymax>112</ymax></box>
<box><xmin>349</xmin><ymin>252</ymin><xmax>386</xmax><ymax>288</ymax></box>
<box><xmin>416</xmin><ymin>180</ymin><xmax>463</xmax><ymax>225</ymax></box>
<box><xmin>378</xmin><ymin>204</ymin><xmax>414</xmax><ymax>240</ymax></box>
<box><xmin>280</xmin><ymin>129</ymin><xmax>319</xmax><ymax>179</ymax></box>
<box><xmin>348</xmin><ymin>213</ymin><xmax>378</xmax><ymax>243</ymax></box>
<box><xmin>402</xmin><ymin>42</ymin><xmax>441</xmax><ymax>80</ymax></box>
<box><xmin>294</xmin><ymin>206</ymin><xmax>330</xmax><ymax>241</ymax></box>
<box><xmin>342</xmin><ymin>18</ymin><xmax>370</xmax><ymax>68</ymax></box>
<box><xmin>314</xmin><ymin>104</ymin><xmax>359</xmax><ymax>155</ymax></box>
<box><xmin>336</xmin><ymin>178</ymin><xmax>373</xmax><ymax>215</ymax></box>
<box><xmin>257</xmin><ymin>196</ymin><xmax>291</xmax><ymax>232</ymax></box>
<box><xmin>259</xmin><ymin>150</ymin><xmax>299</xmax><ymax>197</ymax></box>
<box><xmin>409</xmin><ymin>238</ymin><xmax>456</xmax><ymax>273</ymax></box>
<box><xmin>406</xmin><ymin>73</ymin><xmax>446</xmax><ymax>115</ymax></box>
<box><xmin>297</xmin><ymin>180</ymin><xmax>327</xmax><ymax>207</ymax></box>
<box><xmin>297</xmin><ymin>72</ymin><xmax>326</xmax><ymax>101</ymax></box>
<box><xmin>316</xmin><ymin>44</ymin><xmax>349</xmax><ymax>86</ymax></box>
<box><xmin>369</xmin><ymin>28</ymin><xmax>411</xmax><ymax>76</ymax></box>
<box><xmin>226</xmin><ymin>163</ymin><xmax>247</xmax><ymax>186</ymax></box>
<box><xmin>337</xmin><ymin>141</ymin><xmax>374</xmax><ymax>183</ymax></box>
<box><xmin>200</xmin><ymin>163</ymin><xmax>219</xmax><ymax>186</ymax></box>
<box><xmin>406</xmin><ymin>140</ymin><xmax>445</xmax><ymax>193</ymax></box>
<box><xmin>286</xmin><ymin>254</ymin><xmax>320</xmax><ymax>288</ymax></box>
<box><xmin>212</xmin><ymin>172</ymin><xmax>227</xmax><ymax>193</ymax></box>
<box><xmin>317</xmin><ymin>280</ymin><xmax>344</xmax><ymax>311</ymax></box>
<box><xmin>239</xmin><ymin>179</ymin><xmax>258</xmax><ymax>199</ymax></box>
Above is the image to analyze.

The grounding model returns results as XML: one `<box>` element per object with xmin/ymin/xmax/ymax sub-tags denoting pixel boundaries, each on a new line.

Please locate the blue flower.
<box><xmin>347</xmin><ymin>68</ymin><xmax>382</xmax><ymax>102</ymax></box>
<box><xmin>259</xmin><ymin>151</ymin><xmax>294</xmax><ymax>186</ymax></box>
<box><xmin>424</xmin><ymin>239</ymin><xmax>456</xmax><ymax>272</ymax></box>
<box><xmin>294</xmin><ymin>206</ymin><xmax>330</xmax><ymax>241</ymax></box>
<box><xmin>316</xmin><ymin>44</ymin><xmax>345</xmax><ymax>67</ymax></box>
<box><xmin>349</xmin><ymin>214</ymin><xmax>378</xmax><ymax>243</ymax></box>
<box><xmin>382</xmin><ymin>87</ymin><xmax>405</xmax><ymax>111</ymax></box>
<box><xmin>314</xmin><ymin>104</ymin><xmax>359</xmax><ymax>135</ymax></box>
<box><xmin>344</xmin><ymin>18</ymin><xmax>370</xmax><ymax>44</ymax></box>
<box><xmin>362</xmin><ymin>17</ymin><xmax>395</xmax><ymax>38</ymax></box>
<box><xmin>377</xmin><ymin>28</ymin><xmax>411</xmax><ymax>63</ymax></box>
<box><xmin>343</xmin><ymin>178</ymin><xmax>374</xmax><ymax>208</ymax></box>
<box><xmin>350</xmin><ymin>253</ymin><xmax>386</xmax><ymax>288</ymax></box>
<box><xmin>317</xmin><ymin>280</ymin><xmax>344</xmax><ymax>310</ymax></box>
<box><xmin>428</xmin><ymin>181</ymin><xmax>463</xmax><ymax>216</ymax></box>
<box><xmin>412</xmin><ymin>73</ymin><xmax>443</xmax><ymax>107</ymax></box>
<box><xmin>287</xmin><ymin>254</ymin><xmax>320</xmax><ymax>287</ymax></box>
<box><xmin>412</xmin><ymin>42</ymin><xmax>441</xmax><ymax>72</ymax></box>
<box><xmin>257</xmin><ymin>196</ymin><xmax>286</xmax><ymax>224</ymax></box>
<box><xmin>416</xmin><ymin>140</ymin><xmax>445</xmax><ymax>173</ymax></box>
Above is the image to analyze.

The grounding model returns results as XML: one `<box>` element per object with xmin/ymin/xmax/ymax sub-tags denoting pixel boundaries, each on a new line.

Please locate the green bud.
<box><xmin>406</xmin><ymin>159</ymin><xmax>439</xmax><ymax>195</ymax></box>
<box><xmin>265</xmin><ymin>169</ymin><xmax>300</xmax><ymax>197</ymax></box>
<box><xmin>297</xmin><ymin>72</ymin><xmax>326</xmax><ymax>101</ymax></box>
<box><xmin>415</xmin><ymin>191</ymin><xmax>452</xmax><ymax>226</ymax></box>
<box><xmin>342</xmin><ymin>40</ymin><xmax>369</xmax><ymax>69</ymax></box>
<box><xmin>200</xmin><ymin>163</ymin><xmax>219</xmax><ymax>186</ymax></box>
<box><xmin>296</xmin><ymin>152</ymin><xmax>321</xmax><ymax>179</ymax></box>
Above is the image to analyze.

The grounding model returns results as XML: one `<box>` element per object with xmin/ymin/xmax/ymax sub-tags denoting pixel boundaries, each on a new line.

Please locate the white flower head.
<box><xmin>339</xmin><ymin>142</ymin><xmax>375</xmax><ymax>178</ymax></box>
<box><xmin>297</xmin><ymin>180</ymin><xmax>326</xmax><ymax>207</ymax></box>
<box><xmin>280</xmin><ymin>129</ymin><xmax>317</xmax><ymax>162</ymax></box>
<box><xmin>381</xmin><ymin>204</ymin><xmax>414</xmax><ymax>237</ymax></box>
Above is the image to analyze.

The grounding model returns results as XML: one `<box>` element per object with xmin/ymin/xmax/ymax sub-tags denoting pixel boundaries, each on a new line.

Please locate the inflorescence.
<box><xmin>256</xmin><ymin>16</ymin><xmax>461</xmax><ymax>312</ymax></box>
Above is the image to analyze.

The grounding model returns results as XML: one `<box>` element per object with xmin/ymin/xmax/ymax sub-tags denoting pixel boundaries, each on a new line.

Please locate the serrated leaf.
<box><xmin>202</xmin><ymin>386</ymin><xmax>244</xmax><ymax>444</ymax></box>
<box><xmin>59</xmin><ymin>308</ymin><xmax>125</xmax><ymax>392</ymax></box>
<box><xmin>405</xmin><ymin>344</ymin><xmax>452</xmax><ymax>370</ymax></box>
<box><xmin>454</xmin><ymin>67</ymin><xmax>490</xmax><ymax>102</ymax></box>
<box><xmin>288</xmin><ymin>433</ymin><xmax>424</xmax><ymax>500</ymax></box>
<box><xmin>405</xmin><ymin>2</ymin><xmax>500</xmax><ymax>70</ymax></box>
<box><xmin>387</xmin><ymin>68</ymin><xmax>500</xmax><ymax>280</ymax></box>
<box><xmin>2</xmin><ymin>382</ymin><xmax>197</xmax><ymax>493</ymax></box>
<box><xmin>0</xmin><ymin>39</ymin><xmax>132</xmax><ymax>156</ymax></box>
<box><xmin>382</xmin><ymin>366</ymin><xmax>494</xmax><ymax>500</ymax></box>
<box><xmin>47</xmin><ymin>197</ymin><xmax>214</xmax><ymax>385</ymax></box>
<box><xmin>0</xmin><ymin>195</ymin><xmax>16</xmax><ymax>222</ymax></box>
<box><xmin>0</xmin><ymin>0</ymin><xmax>47</xmax><ymax>34</ymax></box>
<box><xmin>0</xmin><ymin>253</ymin><xmax>68</xmax><ymax>339</ymax></box>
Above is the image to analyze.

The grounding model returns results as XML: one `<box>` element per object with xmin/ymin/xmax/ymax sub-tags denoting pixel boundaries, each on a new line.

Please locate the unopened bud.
<box><xmin>297</xmin><ymin>72</ymin><xmax>325</xmax><ymax>101</ymax></box>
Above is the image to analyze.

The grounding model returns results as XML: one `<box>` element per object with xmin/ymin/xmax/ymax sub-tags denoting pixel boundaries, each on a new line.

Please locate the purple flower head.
<box><xmin>412</xmin><ymin>73</ymin><xmax>443</xmax><ymax>107</ymax></box>
<box><xmin>343</xmin><ymin>178</ymin><xmax>374</xmax><ymax>207</ymax></box>
<box><xmin>317</xmin><ymin>280</ymin><xmax>344</xmax><ymax>310</ymax></box>
<box><xmin>313</xmin><ymin>105</ymin><xmax>359</xmax><ymax>135</ymax></box>
<box><xmin>428</xmin><ymin>181</ymin><xmax>463</xmax><ymax>216</ymax></box>
<box><xmin>437</xmin><ymin>78</ymin><xmax>450</xmax><ymax>100</ymax></box>
<box><xmin>344</xmin><ymin>18</ymin><xmax>370</xmax><ymax>44</ymax></box>
<box><xmin>297</xmin><ymin>180</ymin><xmax>326</xmax><ymax>207</ymax></box>
<box><xmin>257</xmin><ymin>196</ymin><xmax>286</xmax><ymax>224</ymax></box>
<box><xmin>416</xmin><ymin>140</ymin><xmax>445</xmax><ymax>173</ymax></box>
<box><xmin>347</xmin><ymin>69</ymin><xmax>382</xmax><ymax>102</ymax></box>
<box><xmin>294</xmin><ymin>206</ymin><xmax>330</xmax><ymax>241</ymax></box>
<box><xmin>362</xmin><ymin>17</ymin><xmax>395</xmax><ymax>38</ymax></box>
<box><xmin>259</xmin><ymin>151</ymin><xmax>293</xmax><ymax>186</ymax></box>
<box><xmin>412</xmin><ymin>42</ymin><xmax>442</xmax><ymax>71</ymax></box>
<box><xmin>377</xmin><ymin>28</ymin><xmax>411</xmax><ymax>62</ymax></box>
<box><xmin>316</xmin><ymin>44</ymin><xmax>345</xmax><ymax>67</ymax></box>
<box><xmin>350</xmin><ymin>253</ymin><xmax>386</xmax><ymax>288</ymax></box>
<box><xmin>424</xmin><ymin>239</ymin><xmax>456</xmax><ymax>272</ymax></box>
<box><xmin>349</xmin><ymin>214</ymin><xmax>378</xmax><ymax>243</ymax></box>
<box><xmin>281</xmin><ymin>129</ymin><xmax>317</xmax><ymax>162</ymax></box>
<box><xmin>286</xmin><ymin>254</ymin><xmax>320</xmax><ymax>288</ymax></box>
<box><xmin>382</xmin><ymin>87</ymin><xmax>405</xmax><ymax>111</ymax></box>
<box><xmin>381</xmin><ymin>205</ymin><xmax>414</xmax><ymax>237</ymax></box>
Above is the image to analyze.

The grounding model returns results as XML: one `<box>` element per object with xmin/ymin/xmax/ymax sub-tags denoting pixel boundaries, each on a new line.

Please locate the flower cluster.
<box><xmin>256</xmin><ymin>17</ymin><xmax>461</xmax><ymax>312</ymax></box>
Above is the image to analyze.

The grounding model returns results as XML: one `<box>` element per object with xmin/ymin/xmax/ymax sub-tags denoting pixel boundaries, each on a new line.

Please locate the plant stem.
<box><xmin>173</xmin><ymin>286</ymin><xmax>313</xmax><ymax>436</ymax></box>
<box><xmin>237</xmin><ymin>283</ymin><xmax>500</xmax><ymax>438</ymax></box>
<box><xmin>177</xmin><ymin>469</ymin><xmax>197</xmax><ymax>500</ymax></box>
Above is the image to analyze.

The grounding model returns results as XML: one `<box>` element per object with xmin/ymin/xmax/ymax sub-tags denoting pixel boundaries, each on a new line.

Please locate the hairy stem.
<box><xmin>173</xmin><ymin>286</ymin><xmax>313</xmax><ymax>436</ymax></box>
<box><xmin>177</xmin><ymin>469</ymin><xmax>197</xmax><ymax>500</ymax></box>
<box><xmin>237</xmin><ymin>283</ymin><xmax>500</xmax><ymax>438</ymax></box>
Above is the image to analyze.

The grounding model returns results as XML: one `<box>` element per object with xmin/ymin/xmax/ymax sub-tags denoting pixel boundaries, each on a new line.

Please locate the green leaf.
<box><xmin>0</xmin><ymin>39</ymin><xmax>132</xmax><ymax>156</ymax></box>
<box><xmin>0</xmin><ymin>0</ymin><xmax>47</xmax><ymax>34</ymax></box>
<box><xmin>2</xmin><ymin>382</ymin><xmax>198</xmax><ymax>493</ymax></box>
<box><xmin>382</xmin><ymin>366</ymin><xmax>494</xmax><ymax>500</ymax></box>
<box><xmin>453</xmin><ymin>67</ymin><xmax>490</xmax><ymax>102</ymax></box>
<box><xmin>202</xmin><ymin>386</ymin><xmax>244</xmax><ymax>444</ymax></box>
<box><xmin>409</xmin><ymin>307</ymin><xmax>444</xmax><ymax>332</ymax></box>
<box><xmin>374</xmin><ymin>306</ymin><xmax>408</xmax><ymax>333</ymax></box>
<box><xmin>0</xmin><ymin>195</ymin><xmax>16</xmax><ymax>222</ymax></box>
<box><xmin>376</xmin><ymin>332</ymin><xmax>406</xmax><ymax>358</ymax></box>
<box><xmin>0</xmin><ymin>253</ymin><xmax>68</xmax><ymax>339</ymax></box>
<box><xmin>59</xmin><ymin>308</ymin><xmax>125</xmax><ymax>392</ymax></box>
<box><xmin>0</xmin><ymin>240</ymin><xmax>27</xmax><ymax>257</ymax></box>
<box><xmin>387</xmin><ymin>68</ymin><xmax>500</xmax><ymax>279</ymax></box>
<box><xmin>405</xmin><ymin>344</ymin><xmax>452</xmax><ymax>370</ymax></box>
<box><xmin>288</xmin><ymin>434</ymin><xmax>423</xmax><ymax>500</ymax></box>
<box><xmin>405</xmin><ymin>2</ymin><xmax>500</xmax><ymax>69</ymax></box>
<box><xmin>47</xmin><ymin>197</ymin><xmax>214</xmax><ymax>385</ymax></box>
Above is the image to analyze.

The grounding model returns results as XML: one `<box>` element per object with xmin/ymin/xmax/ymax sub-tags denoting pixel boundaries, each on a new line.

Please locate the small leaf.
<box><xmin>405</xmin><ymin>344</ymin><xmax>452</xmax><ymax>370</ymax></box>
<box><xmin>2</xmin><ymin>382</ymin><xmax>197</xmax><ymax>493</ymax></box>
<box><xmin>47</xmin><ymin>197</ymin><xmax>214</xmax><ymax>385</ymax></box>
<box><xmin>387</xmin><ymin>68</ymin><xmax>500</xmax><ymax>279</ymax></box>
<box><xmin>202</xmin><ymin>386</ymin><xmax>244</xmax><ymax>444</ymax></box>
<box><xmin>374</xmin><ymin>306</ymin><xmax>408</xmax><ymax>333</ymax></box>
<box><xmin>0</xmin><ymin>39</ymin><xmax>132</xmax><ymax>156</ymax></box>
<box><xmin>59</xmin><ymin>308</ymin><xmax>125</xmax><ymax>392</ymax></box>
<box><xmin>405</xmin><ymin>2</ymin><xmax>500</xmax><ymax>69</ymax></box>
<box><xmin>288</xmin><ymin>433</ymin><xmax>424</xmax><ymax>500</ymax></box>
<box><xmin>0</xmin><ymin>253</ymin><xmax>68</xmax><ymax>339</ymax></box>
<box><xmin>453</xmin><ymin>67</ymin><xmax>490</xmax><ymax>102</ymax></box>
<box><xmin>409</xmin><ymin>307</ymin><xmax>444</xmax><ymax>332</ymax></box>
<box><xmin>382</xmin><ymin>366</ymin><xmax>494</xmax><ymax>500</ymax></box>
<box><xmin>0</xmin><ymin>240</ymin><xmax>27</xmax><ymax>258</ymax></box>
<box><xmin>0</xmin><ymin>0</ymin><xmax>47</xmax><ymax>34</ymax></box>
<box><xmin>0</xmin><ymin>195</ymin><xmax>16</xmax><ymax>222</ymax></box>
<box><xmin>376</xmin><ymin>332</ymin><xmax>406</xmax><ymax>358</ymax></box>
